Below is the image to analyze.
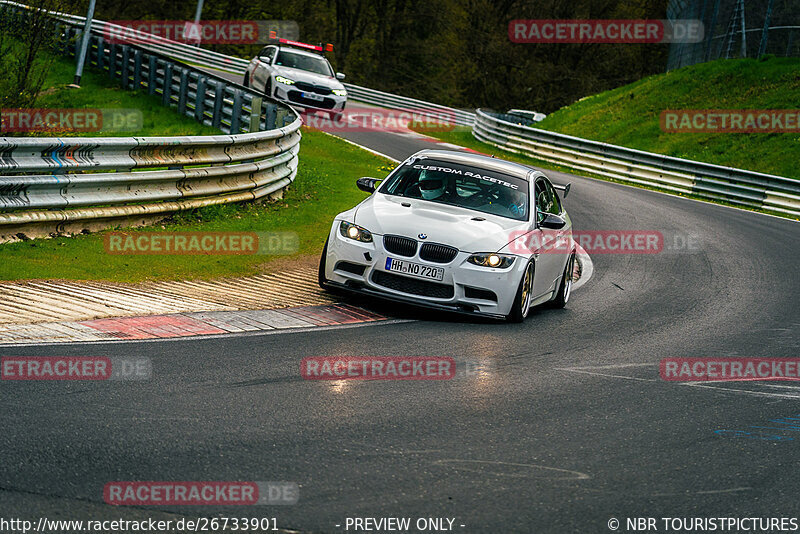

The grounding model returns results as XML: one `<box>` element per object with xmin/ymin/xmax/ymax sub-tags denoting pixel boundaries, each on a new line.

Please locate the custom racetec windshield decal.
<box><xmin>411</xmin><ymin>164</ymin><xmax>521</xmax><ymax>190</ymax></box>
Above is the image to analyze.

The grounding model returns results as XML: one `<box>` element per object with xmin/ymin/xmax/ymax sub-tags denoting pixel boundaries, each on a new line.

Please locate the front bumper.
<box><xmin>273</xmin><ymin>84</ymin><xmax>346</xmax><ymax>113</ymax></box>
<box><xmin>323</xmin><ymin>223</ymin><xmax>526</xmax><ymax>318</ymax></box>
<box><xmin>324</xmin><ymin>279</ymin><xmax>507</xmax><ymax>320</ymax></box>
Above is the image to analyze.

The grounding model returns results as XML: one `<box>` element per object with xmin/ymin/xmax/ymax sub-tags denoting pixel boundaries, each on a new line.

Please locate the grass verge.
<box><xmin>8</xmin><ymin>38</ymin><xmax>219</xmax><ymax>137</ymax></box>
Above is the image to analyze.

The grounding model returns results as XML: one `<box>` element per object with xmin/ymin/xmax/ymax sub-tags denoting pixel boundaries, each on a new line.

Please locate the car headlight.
<box><xmin>275</xmin><ymin>75</ymin><xmax>295</xmax><ymax>85</ymax></box>
<box><xmin>467</xmin><ymin>253</ymin><xmax>515</xmax><ymax>269</ymax></box>
<box><xmin>332</xmin><ymin>89</ymin><xmax>347</xmax><ymax>96</ymax></box>
<box><xmin>339</xmin><ymin>221</ymin><xmax>373</xmax><ymax>243</ymax></box>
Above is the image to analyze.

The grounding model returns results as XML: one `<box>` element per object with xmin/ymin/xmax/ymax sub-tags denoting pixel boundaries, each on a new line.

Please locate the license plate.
<box><xmin>385</xmin><ymin>258</ymin><xmax>444</xmax><ymax>281</ymax></box>
<box><xmin>302</xmin><ymin>92</ymin><xmax>324</xmax><ymax>101</ymax></box>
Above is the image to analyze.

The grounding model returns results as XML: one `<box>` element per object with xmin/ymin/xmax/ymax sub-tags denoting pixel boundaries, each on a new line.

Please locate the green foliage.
<box><xmin>536</xmin><ymin>57</ymin><xmax>800</xmax><ymax>179</ymax></box>
<box><xmin>3</xmin><ymin>40</ymin><xmax>219</xmax><ymax>137</ymax></box>
<box><xmin>0</xmin><ymin>0</ymin><xmax>81</xmax><ymax>108</ymax></box>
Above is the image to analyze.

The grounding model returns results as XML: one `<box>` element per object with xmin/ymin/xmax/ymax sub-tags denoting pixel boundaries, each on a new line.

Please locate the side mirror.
<box><xmin>335</xmin><ymin>72</ymin><xmax>346</xmax><ymax>80</ymax></box>
<box><xmin>553</xmin><ymin>183</ymin><xmax>571</xmax><ymax>199</ymax></box>
<box><xmin>539</xmin><ymin>213</ymin><xmax>566</xmax><ymax>230</ymax></box>
<box><xmin>356</xmin><ymin>177</ymin><xmax>380</xmax><ymax>193</ymax></box>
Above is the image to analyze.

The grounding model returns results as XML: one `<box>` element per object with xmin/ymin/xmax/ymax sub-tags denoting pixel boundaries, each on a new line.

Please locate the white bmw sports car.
<box><xmin>318</xmin><ymin>150</ymin><xmax>576</xmax><ymax>322</ymax></box>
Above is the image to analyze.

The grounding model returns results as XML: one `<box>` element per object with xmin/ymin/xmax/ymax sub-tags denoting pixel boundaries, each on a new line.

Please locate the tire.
<box><xmin>318</xmin><ymin>238</ymin><xmax>330</xmax><ymax>290</ymax></box>
<box><xmin>243</xmin><ymin>73</ymin><xmax>249</xmax><ymax>87</ymax></box>
<box><xmin>549</xmin><ymin>252</ymin><xmax>575</xmax><ymax>309</ymax></box>
<box><xmin>264</xmin><ymin>79</ymin><xmax>272</xmax><ymax>97</ymax></box>
<box><xmin>507</xmin><ymin>259</ymin><xmax>535</xmax><ymax>323</ymax></box>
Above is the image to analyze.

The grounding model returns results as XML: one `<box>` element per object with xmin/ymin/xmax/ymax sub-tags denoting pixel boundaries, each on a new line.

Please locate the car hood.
<box><xmin>353</xmin><ymin>194</ymin><xmax>529</xmax><ymax>253</ymax></box>
<box><xmin>273</xmin><ymin>65</ymin><xmax>344</xmax><ymax>90</ymax></box>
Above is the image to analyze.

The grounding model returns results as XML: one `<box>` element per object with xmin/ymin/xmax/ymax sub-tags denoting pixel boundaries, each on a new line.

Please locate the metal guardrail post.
<box><xmin>178</xmin><ymin>68</ymin><xmax>189</xmax><ymax>115</ymax></box>
<box><xmin>147</xmin><ymin>55</ymin><xmax>156</xmax><ymax>95</ymax></box>
<box><xmin>230</xmin><ymin>90</ymin><xmax>243</xmax><ymax>134</ymax></box>
<box><xmin>265</xmin><ymin>103</ymin><xmax>276</xmax><ymax>131</ymax></box>
<box><xmin>212</xmin><ymin>81</ymin><xmax>225</xmax><ymax>130</ymax></box>
<box><xmin>121</xmin><ymin>46</ymin><xmax>130</xmax><ymax>89</ymax></box>
<box><xmin>108</xmin><ymin>42</ymin><xmax>116</xmax><ymax>78</ymax></box>
<box><xmin>163</xmin><ymin>62</ymin><xmax>173</xmax><ymax>106</ymax></box>
<box><xmin>133</xmin><ymin>49</ymin><xmax>142</xmax><ymax>90</ymax></box>
<box><xmin>195</xmin><ymin>76</ymin><xmax>207</xmax><ymax>123</ymax></box>
<box><xmin>249</xmin><ymin>97</ymin><xmax>263</xmax><ymax>133</ymax></box>
<box><xmin>96</xmin><ymin>36</ymin><xmax>104</xmax><ymax>70</ymax></box>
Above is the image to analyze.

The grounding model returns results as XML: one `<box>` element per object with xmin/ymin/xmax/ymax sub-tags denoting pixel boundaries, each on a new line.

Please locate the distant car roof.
<box><xmin>406</xmin><ymin>149</ymin><xmax>536</xmax><ymax>181</ymax></box>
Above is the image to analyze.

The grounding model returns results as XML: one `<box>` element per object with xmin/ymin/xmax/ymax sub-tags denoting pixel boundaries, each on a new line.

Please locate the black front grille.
<box><xmin>287</xmin><ymin>91</ymin><xmax>336</xmax><ymax>109</ymax></box>
<box><xmin>294</xmin><ymin>82</ymin><xmax>332</xmax><ymax>95</ymax></box>
<box><xmin>372</xmin><ymin>271</ymin><xmax>454</xmax><ymax>299</ymax></box>
<box><xmin>383</xmin><ymin>235</ymin><xmax>417</xmax><ymax>257</ymax></box>
<box><xmin>419</xmin><ymin>243</ymin><xmax>458</xmax><ymax>263</ymax></box>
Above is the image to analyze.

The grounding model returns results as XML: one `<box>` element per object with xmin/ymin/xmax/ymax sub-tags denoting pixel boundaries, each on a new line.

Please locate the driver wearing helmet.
<box><xmin>417</xmin><ymin>171</ymin><xmax>454</xmax><ymax>202</ymax></box>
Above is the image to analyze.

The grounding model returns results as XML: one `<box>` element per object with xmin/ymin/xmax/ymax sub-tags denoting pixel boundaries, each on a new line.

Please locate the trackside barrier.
<box><xmin>0</xmin><ymin>127</ymin><xmax>302</xmax><ymax>240</ymax></box>
<box><xmin>0</xmin><ymin>3</ymin><xmax>302</xmax><ymax>240</ymax></box>
<box><xmin>341</xmin><ymin>84</ymin><xmax>475</xmax><ymax>127</ymax></box>
<box><xmin>473</xmin><ymin>109</ymin><xmax>800</xmax><ymax>217</ymax></box>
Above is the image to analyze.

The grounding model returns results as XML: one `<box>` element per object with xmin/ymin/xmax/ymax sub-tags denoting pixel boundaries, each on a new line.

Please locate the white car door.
<box><xmin>531</xmin><ymin>176</ymin><xmax>568</xmax><ymax>298</ymax></box>
<box><xmin>251</xmin><ymin>46</ymin><xmax>276</xmax><ymax>90</ymax></box>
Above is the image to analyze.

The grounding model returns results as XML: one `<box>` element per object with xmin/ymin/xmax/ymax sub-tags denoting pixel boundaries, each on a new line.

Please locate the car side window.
<box><xmin>535</xmin><ymin>179</ymin><xmax>548</xmax><ymax>223</ymax></box>
<box><xmin>259</xmin><ymin>47</ymin><xmax>276</xmax><ymax>62</ymax></box>
<box><xmin>544</xmin><ymin>180</ymin><xmax>561</xmax><ymax>214</ymax></box>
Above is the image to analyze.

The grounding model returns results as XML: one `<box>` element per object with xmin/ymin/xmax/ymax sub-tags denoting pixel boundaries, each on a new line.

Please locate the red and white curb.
<box><xmin>0</xmin><ymin>303</ymin><xmax>386</xmax><ymax>345</ymax></box>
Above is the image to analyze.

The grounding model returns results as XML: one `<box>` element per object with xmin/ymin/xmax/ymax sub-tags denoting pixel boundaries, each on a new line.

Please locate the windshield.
<box><xmin>379</xmin><ymin>159</ymin><xmax>529</xmax><ymax>221</ymax></box>
<box><xmin>275</xmin><ymin>50</ymin><xmax>333</xmax><ymax>76</ymax></box>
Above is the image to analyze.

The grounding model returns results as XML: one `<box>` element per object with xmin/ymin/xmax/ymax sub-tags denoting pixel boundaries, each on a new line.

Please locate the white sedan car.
<box><xmin>244</xmin><ymin>40</ymin><xmax>347</xmax><ymax>120</ymax></box>
<box><xmin>318</xmin><ymin>150</ymin><xmax>576</xmax><ymax>322</ymax></box>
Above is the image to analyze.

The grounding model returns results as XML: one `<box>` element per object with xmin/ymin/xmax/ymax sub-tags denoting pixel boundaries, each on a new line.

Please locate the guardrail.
<box><xmin>0</xmin><ymin>2</ymin><xmax>302</xmax><ymax>240</ymax></box>
<box><xmin>473</xmin><ymin>109</ymin><xmax>800</xmax><ymax>217</ymax></box>
<box><xmin>342</xmin><ymin>84</ymin><xmax>475</xmax><ymax>127</ymax></box>
<box><xmin>0</xmin><ymin>125</ymin><xmax>301</xmax><ymax>240</ymax></box>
